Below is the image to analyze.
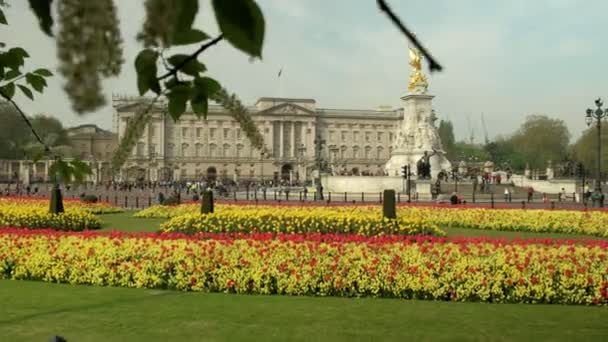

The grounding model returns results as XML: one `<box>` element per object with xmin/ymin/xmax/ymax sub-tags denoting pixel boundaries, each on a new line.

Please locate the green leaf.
<box><xmin>28</xmin><ymin>0</ymin><xmax>54</xmax><ymax>36</ymax></box>
<box><xmin>212</xmin><ymin>0</ymin><xmax>265</xmax><ymax>58</ymax></box>
<box><xmin>175</xmin><ymin>0</ymin><xmax>198</xmax><ymax>33</ymax></box>
<box><xmin>5</xmin><ymin>69</ymin><xmax>21</xmax><ymax>80</ymax></box>
<box><xmin>3</xmin><ymin>48</ymin><xmax>29</xmax><ymax>70</ymax></box>
<box><xmin>173</xmin><ymin>29</ymin><xmax>210</xmax><ymax>46</ymax></box>
<box><xmin>134</xmin><ymin>49</ymin><xmax>160</xmax><ymax>95</ymax></box>
<box><xmin>25</xmin><ymin>73</ymin><xmax>47</xmax><ymax>93</ymax></box>
<box><xmin>191</xmin><ymin>77</ymin><xmax>220</xmax><ymax>119</ymax></box>
<box><xmin>0</xmin><ymin>82</ymin><xmax>15</xmax><ymax>99</ymax></box>
<box><xmin>17</xmin><ymin>84</ymin><xmax>34</xmax><ymax>100</ymax></box>
<box><xmin>191</xmin><ymin>94</ymin><xmax>208</xmax><ymax>118</ymax></box>
<box><xmin>33</xmin><ymin>68</ymin><xmax>53</xmax><ymax>77</ymax></box>
<box><xmin>50</xmin><ymin>159</ymin><xmax>72</xmax><ymax>183</ymax></box>
<box><xmin>167</xmin><ymin>54</ymin><xmax>206</xmax><ymax>76</ymax></box>
<box><xmin>164</xmin><ymin>77</ymin><xmax>181</xmax><ymax>89</ymax></box>
<box><xmin>9</xmin><ymin>47</ymin><xmax>30</xmax><ymax>60</ymax></box>
<box><xmin>0</xmin><ymin>8</ymin><xmax>7</xmax><ymax>25</ymax></box>
<box><xmin>167</xmin><ymin>84</ymin><xmax>191</xmax><ymax>120</ymax></box>
<box><xmin>194</xmin><ymin>76</ymin><xmax>221</xmax><ymax>97</ymax></box>
<box><xmin>69</xmin><ymin>159</ymin><xmax>92</xmax><ymax>184</ymax></box>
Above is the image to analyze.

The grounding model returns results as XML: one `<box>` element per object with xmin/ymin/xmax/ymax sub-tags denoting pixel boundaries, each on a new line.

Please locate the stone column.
<box><xmin>279</xmin><ymin>122</ymin><xmax>284</xmax><ymax>158</ymax></box>
<box><xmin>290</xmin><ymin>121</ymin><xmax>296</xmax><ymax>158</ymax></box>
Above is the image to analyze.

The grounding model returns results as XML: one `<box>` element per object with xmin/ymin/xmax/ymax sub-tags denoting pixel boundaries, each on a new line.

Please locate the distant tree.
<box><xmin>438</xmin><ymin>119</ymin><xmax>455</xmax><ymax>156</ymax></box>
<box><xmin>0</xmin><ymin>102</ymin><xmax>31</xmax><ymax>159</ymax></box>
<box><xmin>509</xmin><ymin>115</ymin><xmax>570</xmax><ymax>170</ymax></box>
<box><xmin>572</xmin><ymin>125</ymin><xmax>608</xmax><ymax>174</ymax></box>
<box><xmin>451</xmin><ymin>141</ymin><xmax>490</xmax><ymax>162</ymax></box>
<box><xmin>30</xmin><ymin>114</ymin><xmax>70</xmax><ymax>147</ymax></box>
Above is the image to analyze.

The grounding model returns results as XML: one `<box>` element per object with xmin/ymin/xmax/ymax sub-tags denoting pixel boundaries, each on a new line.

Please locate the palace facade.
<box><xmin>114</xmin><ymin>95</ymin><xmax>403</xmax><ymax>183</ymax></box>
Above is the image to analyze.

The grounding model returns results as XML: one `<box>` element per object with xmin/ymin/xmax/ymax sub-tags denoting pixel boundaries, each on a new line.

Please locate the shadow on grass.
<box><xmin>0</xmin><ymin>283</ymin><xmax>180</xmax><ymax>326</ymax></box>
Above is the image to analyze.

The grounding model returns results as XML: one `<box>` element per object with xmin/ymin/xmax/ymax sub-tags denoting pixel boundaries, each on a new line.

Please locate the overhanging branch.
<box><xmin>0</xmin><ymin>88</ymin><xmax>53</xmax><ymax>156</ymax></box>
<box><xmin>377</xmin><ymin>0</ymin><xmax>443</xmax><ymax>72</ymax></box>
<box><xmin>157</xmin><ymin>35</ymin><xmax>224</xmax><ymax>81</ymax></box>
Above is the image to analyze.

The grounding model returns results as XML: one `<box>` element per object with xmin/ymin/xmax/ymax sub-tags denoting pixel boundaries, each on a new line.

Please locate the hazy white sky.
<box><xmin>3</xmin><ymin>0</ymin><xmax>606</xmax><ymax>141</ymax></box>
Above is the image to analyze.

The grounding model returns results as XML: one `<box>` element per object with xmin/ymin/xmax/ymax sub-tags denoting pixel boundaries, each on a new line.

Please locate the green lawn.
<box><xmin>100</xmin><ymin>211</ymin><xmax>165</xmax><ymax>233</ymax></box>
<box><xmin>99</xmin><ymin>211</ymin><xmax>608</xmax><ymax>241</ymax></box>
<box><xmin>1</xmin><ymin>280</ymin><xmax>606</xmax><ymax>342</ymax></box>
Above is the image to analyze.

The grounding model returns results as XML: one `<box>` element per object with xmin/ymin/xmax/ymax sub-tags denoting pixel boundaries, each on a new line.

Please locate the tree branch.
<box><xmin>110</xmin><ymin>94</ymin><xmax>162</xmax><ymax>172</ymax></box>
<box><xmin>377</xmin><ymin>0</ymin><xmax>443</xmax><ymax>72</ymax></box>
<box><xmin>0</xmin><ymin>88</ymin><xmax>53</xmax><ymax>155</ymax></box>
<box><xmin>1</xmin><ymin>74</ymin><xmax>26</xmax><ymax>85</ymax></box>
<box><xmin>157</xmin><ymin>35</ymin><xmax>224</xmax><ymax>81</ymax></box>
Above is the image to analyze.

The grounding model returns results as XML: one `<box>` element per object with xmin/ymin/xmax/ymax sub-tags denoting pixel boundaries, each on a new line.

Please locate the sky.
<box><xmin>2</xmin><ymin>0</ymin><xmax>606</xmax><ymax>142</ymax></box>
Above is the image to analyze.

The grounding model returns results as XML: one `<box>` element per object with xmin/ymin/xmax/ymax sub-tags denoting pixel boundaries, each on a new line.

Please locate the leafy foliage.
<box><xmin>49</xmin><ymin>159</ymin><xmax>92</xmax><ymax>184</ymax></box>
<box><xmin>19</xmin><ymin>0</ymin><xmax>269</xmax><ymax>173</ymax></box>
<box><xmin>111</xmin><ymin>101</ymin><xmax>157</xmax><ymax>172</ymax></box>
<box><xmin>212</xmin><ymin>0</ymin><xmax>265</xmax><ymax>58</ymax></box>
<box><xmin>212</xmin><ymin>88</ymin><xmax>265</xmax><ymax>151</ymax></box>
<box><xmin>438</xmin><ymin>120</ymin><xmax>455</xmax><ymax>157</ymax></box>
<box><xmin>508</xmin><ymin>115</ymin><xmax>570</xmax><ymax>170</ymax></box>
<box><xmin>56</xmin><ymin>0</ymin><xmax>124</xmax><ymax>113</ymax></box>
<box><xmin>28</xmin><ymin>0</ymin><xmax>54</xmax><ymax>36</ymax></box>
<box><xmin>572</xmin><ymin>125</ymin><xmax>608</xmax><ymax>174</ymax></box>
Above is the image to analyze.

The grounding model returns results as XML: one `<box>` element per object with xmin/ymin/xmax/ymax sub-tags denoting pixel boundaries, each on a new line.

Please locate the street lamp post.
<box><xmin>585</xmin><ymin>98</ymin><xmax>608</xmax><ymax>205</ymax></box>
<box><xmin>314</xmin><ymin>135</ymin><xmax>326</xmax><ymax>200</ymax></box>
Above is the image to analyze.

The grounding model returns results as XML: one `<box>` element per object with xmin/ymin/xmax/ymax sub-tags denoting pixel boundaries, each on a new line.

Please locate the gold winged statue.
<box><xmin>408</xmin><ymin>47</ymin><xmax>428</xmax><ymax>93</ymax></box>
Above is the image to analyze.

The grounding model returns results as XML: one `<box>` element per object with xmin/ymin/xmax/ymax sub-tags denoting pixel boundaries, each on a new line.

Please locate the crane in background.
<box><xmin>466</xmin><ymin>115</ymin><xmax>475</xmax><ymax>145</ymax></box>
<box><xmin>481</xmin><ymin>113</ymin><xmax>489</xmax><ymax>145</ymax></box>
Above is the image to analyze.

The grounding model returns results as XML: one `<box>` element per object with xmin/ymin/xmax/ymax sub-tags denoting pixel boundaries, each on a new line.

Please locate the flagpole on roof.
<box><xmin>278</xmin><ymin>66</ymin><xmax>284</xmax><ymax>98</ymax></box>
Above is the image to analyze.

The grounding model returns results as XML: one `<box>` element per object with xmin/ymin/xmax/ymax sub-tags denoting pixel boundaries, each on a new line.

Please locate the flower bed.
<box><xmin>135</xmin><ymin>203</ymin><xmax>198</xmax><ymax>218</ymax></box>
<box><xmin>159</xmin><ymin>207</ymin><xmax>444</xmax><ymax>236</ymax></box>
<box><xmin>401</xmin><ymin>208</ymin><xmax>608</xmax><ymax>237</ymax></box>
<box><xmin>0</xmin><ymin>201</ymin><xmax>101</xmax><ymax>230</ymax></box>
<box><xmin>0</xmin><ymin>197</ymin><xmax>123</xmax><ymax>214</ymax></box>
<box><xmin>138</xmin><ymin>204</ymin><xmax>608</xmax><ymax>237</ymax></box>
<box><xmin>1</xmin><ymin>229</ymin><xmax>607</xmax><ymax>305</ymax></box>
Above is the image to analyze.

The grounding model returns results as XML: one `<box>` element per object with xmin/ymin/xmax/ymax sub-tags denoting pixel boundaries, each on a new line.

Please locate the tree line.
<box><xmin>438</xmin><ymin>114</ymin><xmax>601</xmax><ymax>174</ymax></box>
<box><xmin>0</xmin><ymin>102</ymin><xmax>72</xmax><ymax>160</ymax></box>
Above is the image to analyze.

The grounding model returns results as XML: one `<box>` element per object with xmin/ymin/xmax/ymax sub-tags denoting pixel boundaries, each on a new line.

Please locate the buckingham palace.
<box><xmin>114</xmin><ymin>95</ymin><xmax>402</xmax><ymax>183</ymax></box>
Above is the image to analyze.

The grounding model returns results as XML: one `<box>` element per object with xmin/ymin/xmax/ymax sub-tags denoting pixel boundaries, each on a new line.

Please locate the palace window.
<box><xmin>209</xmin><ymin>144</ymin><xmax>217</xmax><ymax>157</ymax></box>
<box><xmin>195</xmin><ymin>143</ymin><xmax>203</xmax><ymax>157</ymax></box>
<box><xmin>222</xmin><ymin>143</ymin><xmax>231</xmax><ymax>157</ymax></box>
<box><xmin>181</xmin><ymin>143</ymin><xmax>189</xmax><ymax>157</ymax></box>
<box><xmin>353</xmin><ymin>146</ymin><xmax>360</xmax><ymax>159</ymax></box>
<box><xmin>377</xmin><ymin>132</ymin><xmax>383</xmax><ymax>142</ymax></box>
<box><xmin>181</xmin><ymin>127</ymin><xmax>188</xmax><ymax>138</ymax></box>
<box><xmin>196</xmin><ymin>128</ymin><xmax>202</xmax><ymax>138</ymax></box>
<box><xmin>223</xmin><ymin>128</ymin><xmax>230</xmax><ymax>140</ymax></box>
<box><xmin>149</xmin><ymin>144</ymin><xmax>156</xmax><ymax>157</ymax></box>
<box><xmin>136</xmin><ymin>142</ymin><xmax>145</xmax><ymax>157</ymax></box>
<box><xmin>341</xmin><ymin>131</ymin><xmax>347</xmax><ymax>142</ymax></box>
<box><xmin>329</xmin><ymin>130</ymin><xmax>335</xmax><ymax>141</ymax></box>
<box><xmin>365</xmin><ymin>132</ymin><xmax>371</xmax><ymax>142</ymax></box>
<box><xmin>209</xmin><ymin>128</ymin><xmax>216</xmax><ymax>139</ymax></box>
<box><xmin>364</xmin><ymin>146</ymin><xmax>372</xmax><ymax>159</ymax></box>
<box><xmin>353</xmin><ymin>131</ymin><xmax>359</xmax><ymax>142</ymax></box>
<box><xmin>236</xmin><ymin>128</ymin><xmax>242</xmax><ymax>140</ymax></box>
<box><xmin>340</xmin><ymin>146</ymin><xmax>347</xmax><ymax>159</ymax></box>
<box><xmin>376</xmin><ymin>146</ymin><xmax>384</xmax><ymax>159</ymax></box>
